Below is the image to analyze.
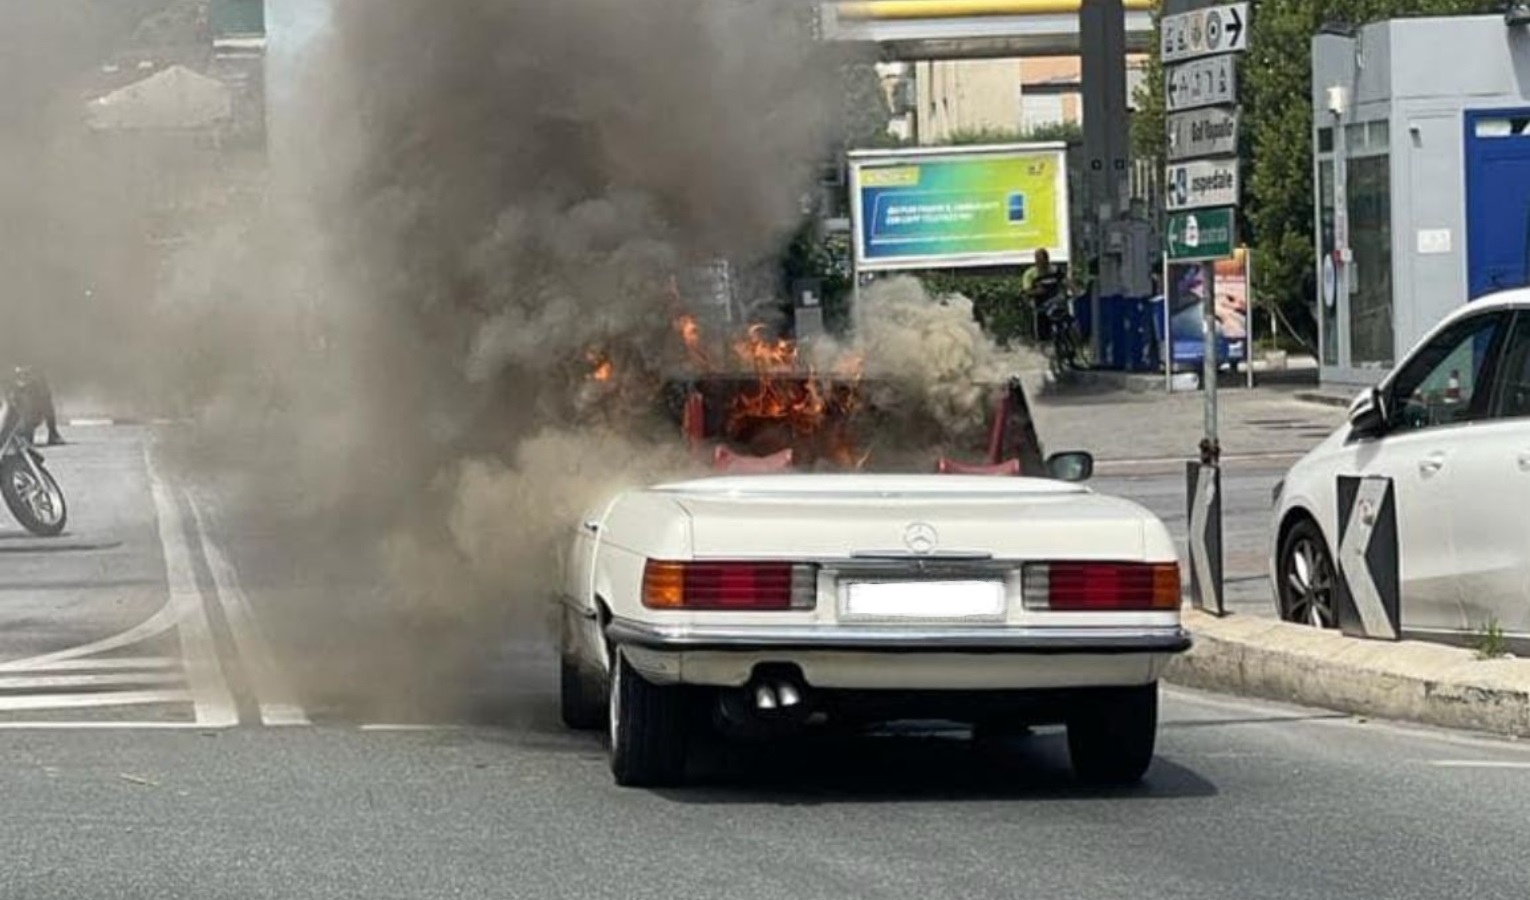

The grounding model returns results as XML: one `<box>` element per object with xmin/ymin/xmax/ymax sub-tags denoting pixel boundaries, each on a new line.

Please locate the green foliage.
<box><xmin>941</xmin><ymin>123</ymin><xmax>1083</xmax><ymax>146</ymax></box>
<box><xmin>781</xmin><ymin>222</ymin><xmax>855</xmax><ymax>335</ymax></box>
<box><xmin>1131</xmin><ymin>13</ymin><xmax>1166</xmax><ymax>161</ymax></box>
<box><xmin>1138</xmin><ymin>0</ymin><xmax>1503</xmax><ymax>344</ymax></box>
<box><xmin>917</xmin><ymin>269</ymin><xmax>1035</xmax><ymax>348</ymax></box>
<box><xmin>1474</xmin><ymin>617</ymin><xmax>1509</xmax><ymax>660</ymax></box>
<box><xmin>837</xmin><ymin>59</ymin><xmax>898</xmax><ymax>151</ymax></box>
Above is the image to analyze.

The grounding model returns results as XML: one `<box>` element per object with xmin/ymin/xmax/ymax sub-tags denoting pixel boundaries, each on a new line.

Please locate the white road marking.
<box><xmin>189</xmin><ymin>494</ymin><xmax>310</xmax><ymax>726</ymax></box>
<box><xmin>0</xmin><ymin>673</ymin><xmax>184</xmax><ymax>691</ymax></box>
<box><xmin>146</xmin><ymin>451</ymin><xmax>238</xmax><ymax>728</ymax></box>
<box><xmin>1428</xmin><ymin>760</ymin><xmax>1530</xmax><ymax>770</ymax></box>
<box><xmin>0</xmin><ymin>657</ymin><xmax>180</xmax><ymax>673</ymax></box>
<box><xmin>0</xmin><ymin>721</ymin><xmax>210</xmax><ymax>730</ymax></box>
<box><xmin>0</xmin><ymin>689</ymin><xmax>194</xmax><ymax>712</ymax></box>
<box><xmin>0</xmin><ymin>607</ymin><xmax>181</xmax><ymax>673</ymax></box>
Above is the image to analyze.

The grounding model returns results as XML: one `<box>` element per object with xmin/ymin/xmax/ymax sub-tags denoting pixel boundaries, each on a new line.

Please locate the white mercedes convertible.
<box><xmin>558</xmin><ymin>468</ymin><xmax>1188</xmax><ymax>788</ymax></box>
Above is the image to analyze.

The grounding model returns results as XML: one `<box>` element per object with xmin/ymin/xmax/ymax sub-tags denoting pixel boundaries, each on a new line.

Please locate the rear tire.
<box><xmin>560</xmin><ymin>656</ymin><xmax>605</xmax><ymax>731</ymax></box>
<box><xmin>0</xmin><ymin>454</ymin><xmax>66</xmax><ymax>537</ymax></box>
<box><xmin>1067</xmin><ymin>684</ymin><xmax>1158</xmax><ymax>786</ymax></box>
<box><xmin>608</xmin><ymin>652</ymin><xmax>689</xmax><ymax>787</ymax></box>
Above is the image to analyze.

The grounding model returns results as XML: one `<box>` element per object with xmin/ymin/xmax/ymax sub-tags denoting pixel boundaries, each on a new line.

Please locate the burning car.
<box><xmin>557</xmin><ymin>303</ymin><xmax>1188</xmax><ymax>788</ymax></box>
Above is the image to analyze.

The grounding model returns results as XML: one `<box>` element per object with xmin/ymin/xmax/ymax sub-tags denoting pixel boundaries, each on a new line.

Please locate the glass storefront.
<box><xmin>1348</xmin><ymin>154</ymin><xmax>1394</xmax><ymax>369</ymax></box>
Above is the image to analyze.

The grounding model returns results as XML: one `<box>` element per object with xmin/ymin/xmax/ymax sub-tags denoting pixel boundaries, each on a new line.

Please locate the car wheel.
<box><xmin>1279</xmin><ymin>518</ymin><xmax>1339</xmax><ymax>629</ymax></box>
<box><xmin>560</xmin><ymin>656</ymin><xmax>605</xmax><ymax>731</ymax></box>
<box><xmin>1066</xmin><ymin>683</ymin><xmax>1158</xmax><ymax>786</ymax></box>
<box><xmin>608</xmin><ymin>651</ymin><xmax>689</xmax><ymax>788</ymax></box>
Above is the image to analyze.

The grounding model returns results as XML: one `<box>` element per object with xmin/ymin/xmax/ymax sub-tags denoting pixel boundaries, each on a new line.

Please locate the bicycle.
<box><xmin>1040</xmin><ymin>293</ymin><xmax>1091</xmax><ymax>374</ymax></box>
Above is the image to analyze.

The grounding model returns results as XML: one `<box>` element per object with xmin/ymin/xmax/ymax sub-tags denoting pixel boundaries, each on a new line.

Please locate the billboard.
<box><xmin>848</xmin><ymin>144</ymin><xmax>1070</xmax><ymax>273</ymax></box>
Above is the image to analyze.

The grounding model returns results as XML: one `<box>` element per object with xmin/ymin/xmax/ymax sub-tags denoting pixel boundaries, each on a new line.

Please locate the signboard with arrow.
<box><xmin>1162</xmin><ymin>2</ymin><xmax>1249</xmax><ymax>63</ymax></box>
<box><xmin>1166</xmin><ymin>207</ymin><xmax>1236</xmax><ymax>262</ymax></box>
<box><xmin>1165</xmin><ymin>55</ymin><xmax>1237</xmax><ymax>112</ymax></box>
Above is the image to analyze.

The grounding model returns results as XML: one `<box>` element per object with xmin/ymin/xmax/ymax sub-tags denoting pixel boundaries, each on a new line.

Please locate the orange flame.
<box><xmin>586</xmin><ymin>349</ymin><xmax>614</xmax><ymax>383</ymax></box>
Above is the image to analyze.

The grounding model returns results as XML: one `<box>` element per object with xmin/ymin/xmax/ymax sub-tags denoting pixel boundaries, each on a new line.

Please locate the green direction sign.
<box><xmin>1166</xmin><ymin>207</ymin><xmax>1236</xmax><ymax>262</ymax></box>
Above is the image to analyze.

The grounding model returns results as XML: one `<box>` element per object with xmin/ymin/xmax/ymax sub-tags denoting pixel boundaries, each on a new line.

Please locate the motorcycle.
<box><xmin>0</xmin><ymin>373</ymin><xmax>67</xmax><ymax>537</ymax></box>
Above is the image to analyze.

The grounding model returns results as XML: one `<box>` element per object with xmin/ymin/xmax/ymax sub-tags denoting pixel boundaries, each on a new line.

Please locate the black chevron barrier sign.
<box><xmin>1187</xmin><ymin>462</ymin><xmax>1224</xmax><ymax>616</ymax></box>
<box><xmin>1335</xmin><ymin>475</ymin><xmax>1401</xmax><ymax>641</ymax></box>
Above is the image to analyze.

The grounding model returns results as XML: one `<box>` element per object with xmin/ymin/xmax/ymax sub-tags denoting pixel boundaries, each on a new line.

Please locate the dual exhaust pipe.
<box><xmin>718</xmin><ymin>667</ymin><xmax>812</xmax><ymax>731</ymax></box>
<box><xmin>753</xmin><ymin>679</ymin><xmax>804</xmax><ymax>711</ymax></box>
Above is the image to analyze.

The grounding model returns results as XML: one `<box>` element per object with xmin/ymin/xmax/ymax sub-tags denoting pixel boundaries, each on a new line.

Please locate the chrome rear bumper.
<box><xmin>607</xmin><ymin>618</ymin><xmax>1191</xmax><ymax>655</ymax></box>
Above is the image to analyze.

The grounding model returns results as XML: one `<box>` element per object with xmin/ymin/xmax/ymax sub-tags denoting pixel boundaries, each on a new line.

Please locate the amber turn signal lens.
<box><xmin>1150</xmin><ymin>563</ymin><xmax>1183</xmax><ymax>611</ymax></box>
<box><xmin>642</xmin><ymin>562</ymin><xmax>687</xmax><ymax>609</ymax></box>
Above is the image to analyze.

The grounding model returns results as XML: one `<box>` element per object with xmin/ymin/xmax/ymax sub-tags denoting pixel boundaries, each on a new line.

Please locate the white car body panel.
<box><xmin>563</xmin><ymin>473</ymin><xmax>1186</xmax><ymax>692</ymax></box>
<box><xmin>1271</xmin><ymin>289</ymin><xmax>1530</xmax><ymax>642</ymax></box>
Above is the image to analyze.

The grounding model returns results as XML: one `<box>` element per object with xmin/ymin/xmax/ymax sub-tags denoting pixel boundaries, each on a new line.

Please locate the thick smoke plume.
<box><xmin>2</xmin><ymin>1</ymin><xmax>1048</xmax><ymax>721</ymax></box>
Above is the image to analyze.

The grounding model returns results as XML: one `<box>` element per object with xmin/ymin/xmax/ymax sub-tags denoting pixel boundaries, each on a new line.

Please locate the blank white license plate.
<box><xmin>842</xmin><ymin>581</ymin><xmax>1006</xmax><ymax>619</ymax></box>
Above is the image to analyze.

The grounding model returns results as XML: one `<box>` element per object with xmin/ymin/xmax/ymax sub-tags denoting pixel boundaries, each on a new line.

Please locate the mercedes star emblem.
<box><xmin>903</xmin><ymin>522</ymin><xmax>939</xmax><ymax>556</ymax></box>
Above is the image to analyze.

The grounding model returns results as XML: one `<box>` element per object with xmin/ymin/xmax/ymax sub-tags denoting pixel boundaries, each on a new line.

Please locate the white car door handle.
<box><xmin>1419</xmin><ymin>453</ymin><xmax>1447</xmax><ymax>476</ymax></box>
<box><xmin>1519</xmin><ymin>451</ymin><xmax>1530</xmax><ymax>472</ymax></box>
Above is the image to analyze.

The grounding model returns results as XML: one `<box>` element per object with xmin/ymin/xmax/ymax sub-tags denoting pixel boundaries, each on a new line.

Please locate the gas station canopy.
<box><xmin>821</xmin><ymin>0</ymin><xmax>1156</xmax><ymax>58</ymax></box>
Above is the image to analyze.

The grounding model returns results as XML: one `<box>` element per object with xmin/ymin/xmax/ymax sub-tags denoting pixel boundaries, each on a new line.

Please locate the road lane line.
<box><xmin>0</xmin><ymin>609</ymin><xmax>182</xmax><ymax>673</ymax></box>
<box><xmin>0</xmin><ymin>721</ymin><xmax>210</xmax><ymax>730</ymax></box>
<box><xmin>0</xmin><ymin>673</ymin><xmax>184</xmax><ymax>691</ymax></box>
<box><xmin>188</xmin><ymin>494</ymin><xmax>310</xmax><ymax>727</ymax></box>
<box><xmin>0</xmin><ymin>657</ymin><xmax>180</xmax><ymax>673</ymax></box>
<box><xmin>1428</xmin><ymin>760</ymin><xmax>1530</xmax><ymax>770</ymax></box>
<box><xmin>0</xmin><ymin>689</ymin><xmax>194</xmax><ymax>712</ymax></box>
<box><xmin>146</xmin><ymin>451</ymin><xmax>238</xmax><ymax>728</ymax></box>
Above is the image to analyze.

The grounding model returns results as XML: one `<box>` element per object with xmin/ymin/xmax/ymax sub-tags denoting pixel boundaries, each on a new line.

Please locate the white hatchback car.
<box><xmin>1271</xmin><ymin>289</ymin><xmax>1530</xmax><ymax>649</ymax></box>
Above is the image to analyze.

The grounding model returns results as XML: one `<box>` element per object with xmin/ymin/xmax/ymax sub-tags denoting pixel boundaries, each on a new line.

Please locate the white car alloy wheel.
<box><xmin>1280</xmin><ymin>520</ymin><xmax>1338</xmax><ymax>629</ymax></box>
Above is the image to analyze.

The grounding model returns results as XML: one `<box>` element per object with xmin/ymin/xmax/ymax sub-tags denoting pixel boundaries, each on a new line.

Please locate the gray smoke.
<box><xmin>1</xmin><ymin>0</ymin><xmax>1047</xmax><ymax>722</ymax></box>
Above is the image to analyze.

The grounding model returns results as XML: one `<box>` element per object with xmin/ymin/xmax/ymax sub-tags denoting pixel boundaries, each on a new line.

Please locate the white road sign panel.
<box><xmin>1165</xmin><ymin>55</ymin><xmax>1237</xmax><ymax>112</ymax></box>
<box><xmin>1165</xmin><ymin>159</ymin><xmax>1240</xmax><ymax>212</ymax></box>
<box><xmin>1162</xmin><ymin>2</ymin><xmax>1250</xmax><ymax>63</ymax></box>
<box><xmin>1167</xmin><ymin>107</ymin><xmax>1240</xmax><ymax>161</ymax></box>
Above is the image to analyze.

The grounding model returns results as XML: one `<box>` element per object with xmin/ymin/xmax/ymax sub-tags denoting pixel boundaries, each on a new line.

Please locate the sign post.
<box><xmin>1162</xmin><ymin>0</ymin><xmax>1249</xmax><ymax>616</ymax></box>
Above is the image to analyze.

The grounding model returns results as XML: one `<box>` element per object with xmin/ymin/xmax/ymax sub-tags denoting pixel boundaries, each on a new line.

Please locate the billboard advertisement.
<box><xmin>848</xmin><ymin>145</ymin><xmax>1070</xmax><ymax>273</ymax></box>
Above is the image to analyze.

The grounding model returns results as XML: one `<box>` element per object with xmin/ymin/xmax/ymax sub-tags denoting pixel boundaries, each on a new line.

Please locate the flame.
<box><xmin>586</xmin><ymin>349</ymin><xmax>614</xmax><ymax>383</ymax></box>
<box><xmin>720</xmin><ymin>324</ymin><xmax>867</xmax><ymax>469</ymax></box>
<box><xmin>674</xmin><ymin>314</ymin><xmax>710</xmax><ymax>368</ymax></box>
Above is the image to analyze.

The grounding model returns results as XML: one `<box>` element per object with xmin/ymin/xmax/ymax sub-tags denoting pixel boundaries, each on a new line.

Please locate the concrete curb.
<box><xmin>1293</xmin><ymin>390</ymin><xmax>1354</xmax><ymax>409</ymax></box>
<box><xmin>1166</xmin><ymin>609</ymin><xmax>1530</xmax><ymax>738</ymax></box>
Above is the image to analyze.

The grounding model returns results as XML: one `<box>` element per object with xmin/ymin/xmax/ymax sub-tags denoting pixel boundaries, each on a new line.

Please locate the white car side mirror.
<box><xmin>1348</xmin><ymin>387</ymin><xmax>1387</xmax><ymax>437</ymax></box>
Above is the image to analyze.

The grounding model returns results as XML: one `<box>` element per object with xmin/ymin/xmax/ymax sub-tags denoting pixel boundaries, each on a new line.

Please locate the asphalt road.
<box><xmin>1094</xmin><ymin>461</ymin><xmax>1291</xmax><ymax>616</ymax></box>
<box><xmin>9</xmin><ymin>424</ymin><xmax>1530</xmax><ymax>900</ymax></box>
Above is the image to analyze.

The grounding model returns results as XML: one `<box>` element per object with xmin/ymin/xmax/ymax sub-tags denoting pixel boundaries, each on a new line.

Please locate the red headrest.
<box><xmin>714</xmin><ymin>445</ymin><xmax>795</xmax><ymax>473</ymax></box>
<box><xmin>935</xmin><ymin>457</ymin><xmax>1021</xmax><ymax>476</ymax></box>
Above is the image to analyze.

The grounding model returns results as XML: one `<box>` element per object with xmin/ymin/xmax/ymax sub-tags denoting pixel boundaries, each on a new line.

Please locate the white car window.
<box><xmin>1493</xmin><ymin>312</ymin><xmax>1530</xmax><ymax>419</ymax></box>
<box><xmin>1387</xmin><ymin>312</ymin><xmax>1507</xmax><ymax>432</ymax></box>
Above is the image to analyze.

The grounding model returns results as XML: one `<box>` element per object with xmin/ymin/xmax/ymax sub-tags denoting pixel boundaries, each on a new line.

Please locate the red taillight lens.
<box><xmin>1025</xmin><ymin>562</ymin><xmax>1181</xmax><ymax>611</ymax></box>
<box><xmin>642</xmin><ymin>561</ymin><xmax>816</xmax><ymax>611</ymax></box>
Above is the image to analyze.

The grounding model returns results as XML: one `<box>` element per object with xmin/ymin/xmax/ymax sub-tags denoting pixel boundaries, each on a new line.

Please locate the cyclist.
<box><xmin>1022</xmin><ymin>248</ymin><xmax>1068</xmax><ymax>343</ymax></box>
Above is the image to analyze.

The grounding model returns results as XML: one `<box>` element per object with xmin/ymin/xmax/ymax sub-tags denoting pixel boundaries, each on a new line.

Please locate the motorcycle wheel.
<box><xmin>1</xmin><ymin>453</ymin><xmax>67</xmax><ymax>537</ymax></box>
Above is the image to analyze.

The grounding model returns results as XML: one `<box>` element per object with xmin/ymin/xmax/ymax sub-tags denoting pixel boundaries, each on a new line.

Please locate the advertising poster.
<box><xmin>849</xmin><ymin>146</ymin><xmax>1070</xmax><ymax>272</ymax></box>
<box><xmin>1165</xmin><ymin>251</ymin><xmax>1248</xmax><ymax>369</ymax></box>
<box><xmin>1213</xmin><ymin>251</ymin><xmax>1248</xmax><ymax>342</ymax></box>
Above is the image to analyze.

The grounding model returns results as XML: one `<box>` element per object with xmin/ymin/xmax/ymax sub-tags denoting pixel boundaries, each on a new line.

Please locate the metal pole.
<box><xmin>1201</xmin><ymin>263</ymin><xmax>1220</xmax><ymax>465</ymax></box>
<box><xmin>1163</xmin><ymin>259</ymin><xmax>1173</xmax><ymax>393</ymax></box>
<box><xmin>1246</xmin><ymin>249</ymin><xmax>1255</xmax><ymax>390</ymax></box>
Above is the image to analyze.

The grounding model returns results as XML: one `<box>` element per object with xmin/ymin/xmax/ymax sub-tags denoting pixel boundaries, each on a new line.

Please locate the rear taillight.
<box><xmin>1022</xmin><ymin>562</ymin><xmax>1181</xmax><ymax>611</ymax></box>
<box><xmin>642</xmin><ymin>561</ymin><xmax>817</xmax><ymax>611</ymax></box>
